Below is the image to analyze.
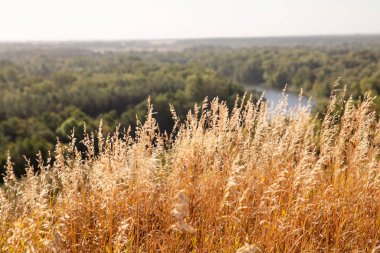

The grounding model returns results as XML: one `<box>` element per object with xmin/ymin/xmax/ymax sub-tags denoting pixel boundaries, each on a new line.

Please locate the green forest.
<box><xmin>1</xmin><ymin>39</ymin><xmax>380</xmax><ymax>178</ymax></box>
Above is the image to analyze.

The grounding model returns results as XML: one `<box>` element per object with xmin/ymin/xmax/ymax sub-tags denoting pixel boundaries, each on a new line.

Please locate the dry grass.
<box><xmin>1</xmin><ymin>89</ymin><xmax>380</xmax><ymax>252</ymax></box>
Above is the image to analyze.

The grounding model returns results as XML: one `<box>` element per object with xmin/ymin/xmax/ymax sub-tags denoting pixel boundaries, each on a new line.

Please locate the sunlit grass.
<box><xmin>1</xmin><ymin>89</ymin><xmax>380</xmax><ymax>252</ymax></box>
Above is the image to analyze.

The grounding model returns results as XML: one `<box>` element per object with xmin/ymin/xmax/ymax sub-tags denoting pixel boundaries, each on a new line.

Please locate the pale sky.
<box><xmin>0</xmin><ymin>0</ymin><xmax>379</xmax><ymax>41</ymax></box>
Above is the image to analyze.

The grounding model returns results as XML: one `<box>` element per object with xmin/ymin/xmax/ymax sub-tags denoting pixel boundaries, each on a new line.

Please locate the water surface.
<box><xmin>245</xmin><ymin>84</ymin><xmax>315</xmax><ymax>109</ymax></box>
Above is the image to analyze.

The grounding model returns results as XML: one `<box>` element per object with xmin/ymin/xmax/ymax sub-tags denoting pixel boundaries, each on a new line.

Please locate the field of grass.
<box><xmin>1</xmin><ymin>88</ymin><xmax>380</xmax><ymax>252</ymax></box>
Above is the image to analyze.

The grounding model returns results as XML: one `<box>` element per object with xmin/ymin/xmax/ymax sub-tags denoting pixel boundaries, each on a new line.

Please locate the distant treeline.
<box><xmin>1</xmin><ymin>41</ymin><xmax>380</xmax><ymax>178</ymax></box>
<box><xmin>134</xmin><ymin>45</ymin><xmax>380</xmax><ymax>110</ymax></box>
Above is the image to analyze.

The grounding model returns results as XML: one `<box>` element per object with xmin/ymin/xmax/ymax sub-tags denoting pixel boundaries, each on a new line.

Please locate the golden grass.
<box><xmin>1</xmin><ymin>90</ymin><xmax>380</xmax><ymax>252</ymax></box>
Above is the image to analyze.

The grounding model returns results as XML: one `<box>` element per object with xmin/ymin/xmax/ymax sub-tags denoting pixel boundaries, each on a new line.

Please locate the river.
<box><xmin>245</xmin><ymin>84</ymin><xmax>315</xmax><ymax>109</ymax></box>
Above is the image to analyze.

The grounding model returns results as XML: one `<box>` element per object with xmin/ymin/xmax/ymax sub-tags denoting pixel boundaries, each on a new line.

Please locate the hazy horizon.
<box><xmin>1</xmin><ymin>0</ymin><xmax>380</xmax><ymax>41</ymax></box>
<box><xmin>2</xmin><ymin>33</ymin><xmax>380</xmax><ymax>43</ymax></box>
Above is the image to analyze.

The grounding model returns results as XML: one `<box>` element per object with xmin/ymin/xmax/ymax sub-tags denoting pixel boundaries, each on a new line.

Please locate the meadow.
<box><xmin>1</xmin><ymin>85</ymin><xmax>379</xmax><ymax>252</ymax></box>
